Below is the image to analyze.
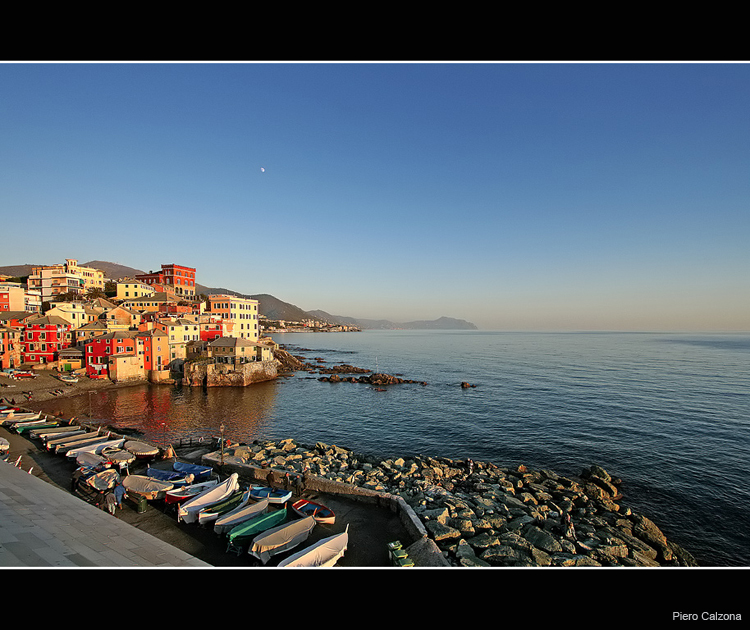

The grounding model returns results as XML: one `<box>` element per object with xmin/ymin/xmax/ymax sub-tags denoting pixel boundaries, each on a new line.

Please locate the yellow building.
<box><xmin>28</xmin><ymin>259</ymin><xmax>105</xmax><ymax>301</ymax></box>
<box><xmin>116</xmin><ymin>278</ymin><xmax>156</xmax><ymax>301</ymax></box>
<box><xmin>208</xmin><ymin>294</ymin><xmax>259</xmax><ymax>342</ymax></box>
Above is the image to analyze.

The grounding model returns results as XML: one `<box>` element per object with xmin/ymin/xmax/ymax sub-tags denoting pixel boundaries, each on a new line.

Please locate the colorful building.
<box><xmin>84</xmin><ymin>331</ymin><xmax>137</xmax><ymax>378</ymax></box>
<box><xmin>208</xmin><ymin>294</ymin><xmax>259</xmax><ymax>342</ymax></box>
<box><xmin>136</xmin><ymin>263</ymin><xmax>196</xmax><ymax>300</ymax></box>
<box><xmin>27</xmin><ymin>259</ymin><xmax>105</xmax><ymax>301</ymax></box>
<box><xmin>22</xmin><ymin>315</ymin><xmax>74</xmax><ymax>365</ymax></box>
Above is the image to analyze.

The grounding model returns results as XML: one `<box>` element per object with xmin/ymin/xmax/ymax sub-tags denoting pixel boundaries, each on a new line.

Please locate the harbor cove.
<box><xmin>18</xmin><ymin>330</ymin><xmax>750</xmax><ymax>568</ymax></box>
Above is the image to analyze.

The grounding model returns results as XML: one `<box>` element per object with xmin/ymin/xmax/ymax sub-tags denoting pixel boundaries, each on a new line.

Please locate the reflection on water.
<box><xmin>34</xmin><ymin>380</ymin><xmax>279</xmax><ymax>447</ymax></box>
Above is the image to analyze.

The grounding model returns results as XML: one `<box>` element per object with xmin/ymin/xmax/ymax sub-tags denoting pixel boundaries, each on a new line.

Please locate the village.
<box><xmin>0</xmin><ymin>258</ymin><xmax>353</xmax><ymax>388</ymax></box>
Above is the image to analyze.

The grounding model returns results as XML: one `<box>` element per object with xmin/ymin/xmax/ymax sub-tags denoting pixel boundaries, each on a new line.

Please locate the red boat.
<box><xmin>292</xmin><ymin>498</ymin><xmax>335</xmax><ymax>525</ymax></box>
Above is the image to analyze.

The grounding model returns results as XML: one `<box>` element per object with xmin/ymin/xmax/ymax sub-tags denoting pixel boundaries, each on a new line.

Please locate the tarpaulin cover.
<box><xmin>86</xmin><ymin>469</ymin><xmax>121</xmax><ymax>491</ymax></box>
<box><xmin>214</xmin><ymin>498</ymin><xmax>269</xmax><ymax>535</ymax></box>
<box><xmin>124</xmin><ymin>441</ymin><xmax>159</xmax><ymax>457</ymax></box>
<box><xmin>277</xmin><ymin>527</ymin><xmax>349</xmax><ymax>568</ymax></box>
<box><xmin>122</xmin><ymin>474</ymin><xmax>174</xmax><ymax>499</ymax></box>
<box><xmin>76</xmin><ymin>451</ymin><xmax>109</xmax><ymax>468</ymax></box>
<box><xmin>227</xmin><ymin>507</ymin><xmax>287</xmax><ymax>545</ymax></box>
<box><xmin>177</xmin><ymin>473</ymin><xmax>239</xmax><ymax>523</ymax></box>
<box><xmin>250</xmin><ymin>515</ymin><xmax>317</xmax><ymax>565</ymax></box>
<box><xmin>104</xmin><ymin>449</ymin><xmax>136</xmax><ymax>464</ymax></box>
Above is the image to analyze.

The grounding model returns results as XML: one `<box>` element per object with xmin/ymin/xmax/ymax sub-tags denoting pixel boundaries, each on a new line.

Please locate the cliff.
<box><xmin>182</xmin><ymin>360</ymin><xmax>277</xmax><ymax>387</ymax></box>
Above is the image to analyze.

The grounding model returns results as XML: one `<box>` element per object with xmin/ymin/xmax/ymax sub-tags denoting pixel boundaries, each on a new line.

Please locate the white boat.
<box><xmin>30</xmin><ymin>425</ymin><xmax>81</xmax><ymax>439</ymax></box>
<box><xmin>65</xmin><ymin>438</ymin><xmax>126</xmax><ymax>459</ymax></box>
<box><xmin>165</xmin><ymin>478</ymin><xmax>220</xmax><ymax>505</ymax></box>
<box><xmin>1</xmin><ymin>412</ymin><xmax>41</xmax><ymax>425</ymax></box>
<box><xmin>214</xmin><ymin>498</ymin><xmax>269</xmax><ymax>536</ymax></box>
<box><xmin>54</xmin><ymin>434</ymin><xmax>111</xmax><ymax>454</ymax></box>
<box><xmin>197</xmin><ymin>488</ymin><xmax>252</xmax><ymax>526</ymax></box>
<box><xmin>177</xmin><ymin>473</ymin><xmax>240</xmax><ymax>524</ymax></box>
<box><xmin>249</xmin><ymin>515</ymin><xmax>317</xmax><ymax>565</ymax></box>
<box><xmin>277</xmin><ymin>526</ymin><xmax>349</xmax><ymax>568</ymax></box>
<box><xmin>122</xmin><ymin>475</ymin><xmax>174</xmax><ymax>500</ymax></box>
<box><xmin>76</xmin><ymin>451</ymin><xmax>110</xmax><ymax>469</ymax></box>
<box><xmin>85</xmin><ymin>469</ymin><xmax>121</xmax><ymax>491</ymax></box>
<box><xmin>43</xmin><ymin>430</ymin><xmax>88</xmax><ymax>447</ymax></box>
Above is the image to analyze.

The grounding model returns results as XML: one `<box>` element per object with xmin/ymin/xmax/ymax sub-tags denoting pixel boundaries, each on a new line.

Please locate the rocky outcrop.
<box><xmin>214</xmin><ymin>439</ymin><xmax>698</xmax><ymax>568</ymax></box>
<box><xmin>182</xmin><ymin>360</ymin><xmax>277</xmax><ymax>387</ymax></box>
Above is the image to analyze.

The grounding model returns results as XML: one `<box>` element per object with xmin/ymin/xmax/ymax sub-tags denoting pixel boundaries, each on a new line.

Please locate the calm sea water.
<box><xmin>37</xmin><ymin>330</ymin><xmax>750</xmax><ymax>567</ymax></box>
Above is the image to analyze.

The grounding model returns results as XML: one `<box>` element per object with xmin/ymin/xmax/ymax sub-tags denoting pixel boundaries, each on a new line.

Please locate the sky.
<box><xmin>1</xmin><ymin>61</ymin><xmax>748</xmax><ymax>331</ymax></box>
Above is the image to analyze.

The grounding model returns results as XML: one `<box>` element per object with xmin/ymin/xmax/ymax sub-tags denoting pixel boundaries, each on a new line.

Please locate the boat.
<box><xmin>66</xmin><ymin>438</ymin><xmax>126</xmax><ymax>459</ymax></box>
<box><xmin>43</xmin><ymin>430</ymin><xmax>88</xmax><ymax>448</ymax></box>
<box><xmin>173</xmin><ymin>461</ymin><xmax>214</xmax><ymax>483</ymax></box>
<box><xmin>57</xmin><ymin>374</ymin><xmax>79</xmax><ymax>383</ymax></box>
<box><xmin>13</xmin><ymin>420</ymin><xmax>58</xmax><ymax>434</ymax></box>
<box><xmin>84</xmin><ymin>468</ymin><xmax>121</xmax><ymax>492</ymax></box>
<box><xmin>0</xmin><ymin>437</ymin><xmax>9</xmax><ymax>455</ymax></box>
<box><xmin>30</xmin><ymin>425</ymin><xmax>81</xmax><ymax>439</ymax></box>
<box><xmin>124</xmin><ymin>440</ymin><xmax>160</xmax><ymax>460</ymax></box>
<box><xmin>291</xmin><ymin>498</ymin><xmax>336</xmax><ymax>525</ymax></box>
<box><xmin>1</xmin><ymin>412</ymin><xmax>42</xmax><ymax>425</ymax></box>
<box><xmin>177</xmin><ymin>473</ymin><xmax>240</xmax><ymax>524</ymax></box>
<box><xmin>76</xmin><ymin>450</ymin><xmax>111</xmax><ymax>469</ymax></box>
<box><xmin>146</xmin><ymin>466</ymin><xmax>195</xmax><ymax>486</ymax></box>
<box><xmin>226</xmin><ymin>507</ymin><xmax>288</xmax><ymax>555</ymax></box>
<box><xmin>54</xmin><ymin>434</ymin><xmax>112</xmax><ymax>455</ymax></box>
<box><xmin>277</xmin><ymin>526</ymin><xmax>349</xmax><ymax>567</ymax></box>
<box><xmin>101</xmin><ymin>448</ymin><xmax>136</xmax><ymax>471</ymax></box>
<box><xmin>165</xmin><ymin>478</ymin><xmax>219</xmax><ymax>505</ymax></box>
<box><xmin>197</xmin><ymin>488</ymin><xmax>251</xmax><ymax>525</ymax></box>
<box><xmin>122</xmin><ymin>475</ymin><xmax>174</xmax><ymax>501</ymax></box>
<box><xmin>214</xmin><ymin>498</ymin><xmax>269</xmax><ymax>536</ymax></box>
<box><xmin>248</xmin><ymin>485</ymin><xmax>293</xmax><ymax>504</ymax></box>
<box><xmin>249</xmin><ymin>515</ymin><xmax>317</xmax><ymax>565</ymax></box>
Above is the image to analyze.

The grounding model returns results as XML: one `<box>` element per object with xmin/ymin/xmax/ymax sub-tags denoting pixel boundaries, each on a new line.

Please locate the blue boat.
<box><xmin>146</xmin><ymin>467</ymin><xmax>193</xmax><ymax>486</ymax></box>
<box><xmin>173</xmin><ymin>461</ymin><xmax>213</xmax><ymax>482</ymax></box>
<box><xmin>249</xmin><ymin>485</ymin><xmax>293</xmax><ymax>504</ymax></box>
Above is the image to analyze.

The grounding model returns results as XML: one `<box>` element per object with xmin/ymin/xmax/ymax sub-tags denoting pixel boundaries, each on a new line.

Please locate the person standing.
<box><xmin>114</xmin><ymin>482</ymin><xmax>127</xmax><ymax>509</ymax></box>
<box><xmin>266</xmin><ymin>469</ymin><xmax>276</xmax><ymax>489</ymax></box>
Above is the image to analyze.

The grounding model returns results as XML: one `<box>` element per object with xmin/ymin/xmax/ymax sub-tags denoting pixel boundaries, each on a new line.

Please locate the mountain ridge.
<box><xmin>0</xmin><ymin>260</ymin><xmax>478</xmax><ymax>330</ymax></box>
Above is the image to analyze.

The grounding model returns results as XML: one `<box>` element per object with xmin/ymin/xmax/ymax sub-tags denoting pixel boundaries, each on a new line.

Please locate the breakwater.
<box><xmin>203</xmin><ymin>438</ymin><xmax>698</xmax><ymax>568</ymax></box>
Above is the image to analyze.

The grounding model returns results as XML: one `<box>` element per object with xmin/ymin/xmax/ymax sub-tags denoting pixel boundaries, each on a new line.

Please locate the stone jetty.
<box><xmin>213</xmin><ymin>438</ymin><xmax>698</xmax><ymax>568</ymax></box>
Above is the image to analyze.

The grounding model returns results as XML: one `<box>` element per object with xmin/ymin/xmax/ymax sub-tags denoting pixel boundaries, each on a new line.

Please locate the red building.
<box><xmin>136</xmin><ymin>263</ymin><xmax>196</xmax><ymax>300</ymax></box>
<box><xmin>22</xmin><ymin>315</ymin><xmax>74</xmax><ymax>365</ymax></box>
<box><xmin>84</xmin><ymin>332</ymin><xmax>137</xmax><ymax>378</ymax></box>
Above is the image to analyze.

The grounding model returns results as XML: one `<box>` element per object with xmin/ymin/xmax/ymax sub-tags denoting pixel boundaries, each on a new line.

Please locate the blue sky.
<box><xmin>1</xmin><ymin>62</ymin><xmax>748</xmax><ymax>331</ymax></box>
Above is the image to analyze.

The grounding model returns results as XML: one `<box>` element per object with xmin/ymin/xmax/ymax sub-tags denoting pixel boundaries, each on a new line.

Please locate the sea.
<box><xmin>35</xmin><ymin>330</ymin><xmax>750</xmax><ymax>568</ymax></box>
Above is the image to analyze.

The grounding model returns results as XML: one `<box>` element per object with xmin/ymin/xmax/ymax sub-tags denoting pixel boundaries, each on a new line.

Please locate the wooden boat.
<box><xmin>277</xmin><ymin>526</ymin><xmax>349</xmax><ymax>567</ymax></box>
<box><xmin>122</xmin><ymin>475</ymin><xmax>174</xmax><ymax>501</ymax></box>
<box><xmin>57</xmin><ymin>374</ymin><xmax>79</xmax><ymax>383</ymax></box>
<box><xmin>214</xmin><ymin>498</ymin><xmax>269</xmax><ymax>536</ymax></box>
<box><xmin>226</xmin><ymin>507</ymin><xmax>288</xmax><ymax>555</ymax></box>
<box><xmin>124</xmin><ymin>440</ymin><xmax>160</xmax><ymax>460</ymax></box>
<box><xmin>291</xmin><ymin>498</ymin><xmax>336</xmax><ymax>525</ymax></box>
<box><xmin>197</xmin><ymin>488</ymin><xmax>251</xmax><ymax>525</ymax></box>
<box><xmin>249</xmin><ymin>485</ymin><xmax>293</xmax><ymax>504</ymax></box>
<box><xmin>249</xmin><ymin>515</ymin><xmax>317</xmax><ymax>565</ymax></box>
<box><xmin>13</xmin><ymin>420</ymin><xmax>58</xmax><ymax>434</ymax></box>
<box><xmin>30</xmin><ymin>425</ymin><xmax>81</xmax><ymax>440</ymax></box>
<box><xmin>66</xmin><ymin>438</ymin><xmax>126</xmax><ymax>459</ymax></box>
<box><xmin>165</xmin><ymin>479</ymin><xmax>219</xmax><ymax>505</ymax></box>
<box><xmin>177</xmin><ymin>473</ymin><xmax>240</xmax><ymax>524</ymax></box>
<box><xmin>43</xmin><ymin>430</ymin><xmax>88</xmax><ymax>448</ymax></box>
<box><xmin>173</xmin><ymin>461</ymin><xmax>213</xmax><ymax>483</ymax></box>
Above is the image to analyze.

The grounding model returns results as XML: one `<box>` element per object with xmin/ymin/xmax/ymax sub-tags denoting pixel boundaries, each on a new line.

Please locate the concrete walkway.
<box><xmin>0</xmin><ymin>461</ymin><xmax>209</xmax><ymax>568</ymax></box>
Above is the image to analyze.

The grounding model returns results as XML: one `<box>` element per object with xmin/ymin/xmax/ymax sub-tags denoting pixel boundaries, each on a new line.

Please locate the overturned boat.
<box><xmin>177</xmin><ymin>473</ymin><xmax>240</xmax><ymax>524</ymax></box>
<box><xmin>249</xmin><ymin>515</ymin><xmax>317</xmax><ymax>565</ymax></box>
<box><xmin>277</xmin><ymin>526</ymin><xmax>349</xmax><ymax>568</ymax></box>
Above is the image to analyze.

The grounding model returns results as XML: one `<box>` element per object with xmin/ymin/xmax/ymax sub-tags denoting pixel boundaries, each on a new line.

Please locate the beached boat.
<box><xmin>43</xmin><ymin>430</ymin><xmax>88</xmax><ymax>448</ymax></box>
<box><xmin>165</xmin><ymin>478</ymin><xmax>219</xmax><ymax>505</ymax></box>
<box><xmin>57</xmin><ymin>374</ymin><xmax>79</xmax><ymax>383</ymax></box>
<box><xmin>66</xmin><ymin>438</ymin><xmax>126</xmax><ymax>459</ymax></box>
<box><xmin>197</xmin><ymin>488</ymin><xmax>251</xmax><ymax>525</ymax></box>
<box><xmin>214</xmin><ymin>498</ymin><xmax>269</xmax><ymax>536</ymax></box>
<box><xmin>101</xmin><ymin>448</ymin><xmax>136</xmax><ymax>471</ymax></box>
<box><xmin>122</xmin><ymin>475</ymin><xmax>174</xmax><ymax>501</ymax></box>
<box><xmin>173</xmin><ymin>461</ymin><xmax>213</xmax><ymax>483</ymax></box>
<box><xmin>13</xmin><ymin>420</ymin><xmax>58</xmax><ymax>434</ymax></box>
<box><xmin>0</xmin><ymin>437</ymin><xmax>9</xmax><ymax>454</ymax></box>
<box><xmin>249</xmin><ymin>485</ymin><xmax>293</xmax><ymax>504</ymax></box>
<box><xmin>85</xmin><ymin>468</ymin><xmax>121</xmax><ymax>492</ymax></box>
<box><xmin>146</xmin><ymin>466</ymin><xmax>194</xmax><ymax>486</ymax></box>
<box><xmin>124</xmin><ymin>440</ymin><xmax>160</xmax><ymax>459</ymax></box>
<box><xmin>30</xmin><ymin>425</ymin><xmax>81</xmax><ymax>440</ymax></box>
<box><xmin>249</xmin><ymin>515</ymin><xmax>317</xmax><ymax>565</ymax></box>
<box><xmin>226</xmin><ymin>507</ymin><xmax>289</xmax><ymax>555</ymax></box>
<box><xmin>54</xmin><ymin>434</ymin><xmax>111</xmax><ymax>455</ymax></box>
<box><xmin>1</xmin><ymin>412</ymin><xmax>42</xmax><ymax>425</ymax></box>
<box><xmin>277</xmin><ymin>526</ymin><xmax>349</xmax><ymax>567</ymax></box>
<box><xmin>291</xmin><ymin>498</ymin><xmax>336</xmax><ymax>525</ymax></box>
<box><xmin>177</xmin><ymin>473</ymin><xmax>240</xmax><ymax>524</ymax></box>
<box><xmin>76</xmin><ymin>450</ymin><xmax>110</xmax><ymax>469</ymax></box>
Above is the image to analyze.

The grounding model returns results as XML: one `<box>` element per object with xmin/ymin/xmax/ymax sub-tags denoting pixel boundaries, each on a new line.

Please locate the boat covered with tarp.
<box><xmin>85</xmin><ymin>469</ymin><xmax>121</xmax><ymax>492</ymax></box>
<box><xmin>214</xmin><ymin>498</ymin><xmax>269</xmax><ymax>535</ymax></box>
<box><xmin>165</xmin><ymin>479</ymin><xmax>219</xmax><ymax>505</ymax></box>
<box><xmin>122</xmin><ymin>474</ymin><xmax>174</xmax><ymax>500</ymax></box>
<box><xmin>124</xmin><ymin>441</ymin><xmax>160</xmax><ymax>459</ymax></box>
<box><xmin>101</xmin><ymin>448</ymin><xmax>136</xmax><ymax>469</ymax></box>
<box><xmin>249</xmin><ymin>515</ymin><xmax>317</xmax><ymax>565</ymax></box>
<box><xmin>277</xmin><ymin>526</ymin><xmax>349</xmax><ymax>567</ymax></box>
<box><xmin>226</xmin><ymin>507</ymin><xmax>288</xmax><ymax>555</ymax></box>
<box><xmin>173</xmin><ymin>461</ymin><xmax>213</xmax><ymax>483</ymax></box>
<box><xmin>0</xmin><ymin>437</ymin><xmax>9</xmax><ymax>454</ymax></box>
<box><xmin>146</xmin><ymin>466</ymin><xmax>195</xmax><ymax>486</ymax></box>
<box><xmin>66</xmin><ymin>438</ymin><xmax>126</xmax><ymax>459</ymax></box>
<box><xmin>178</xmin><ymin>473</ymin><xmax>240</xmax><ymax>523</ymax></box>
<box><xmin>197</xmin><ymin>488</ymin><xmax>251</xmax><ymax>525</ymax></box>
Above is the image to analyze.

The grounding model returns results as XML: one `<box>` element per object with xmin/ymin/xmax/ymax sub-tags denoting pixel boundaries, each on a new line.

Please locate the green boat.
<box><xmin>226</xmin><ymin>507</ymin><xmax>288</xmax><ymax>555</ymax></box>
<box><xmin>15</xmin><ymin>421</ymin><xmax>60</xmax><ymax>435</ymax></box>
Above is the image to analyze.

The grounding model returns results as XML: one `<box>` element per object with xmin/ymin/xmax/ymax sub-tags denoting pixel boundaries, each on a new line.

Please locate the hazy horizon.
<box><xmin>2</xmin><ymin>62</ymin><xmax>748</xmax><ymax>332</ymax></box>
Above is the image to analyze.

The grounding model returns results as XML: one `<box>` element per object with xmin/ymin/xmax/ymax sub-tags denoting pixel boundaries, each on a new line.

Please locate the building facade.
<box><xmin>208</xmin><ymin>294</ymin><xmax>259</xmax><ymax>342</ymax></box>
